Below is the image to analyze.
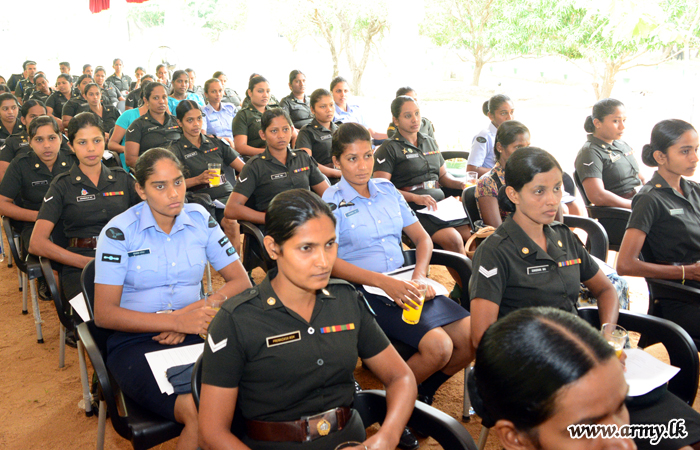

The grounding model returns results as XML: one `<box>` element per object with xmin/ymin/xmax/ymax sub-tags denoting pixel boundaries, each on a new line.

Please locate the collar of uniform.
<box><xmin>143</xmin><ymin>111</ymin><xmax>174</xmax><ymax>124</ymax></box>
<box><xmin>257</xmin><ymin>267</ymin><xmax>336</xmax><ymax>312</ymax></box>
<box><xmin>260</xmin><ymin>146</ymin><xmax>297</xmax><ymax>165</ymax></box>
<box><xmin>648</xmin><ymin>171</ymin><xmax>696</xmax><ymax>201</ymax></box>
<box><xmin>586</xmin><ymin>134</ymin><xmax>621</xmax><ymax>152</ymax></box>
<box><xmin>310</xmin><ymin>118</ymin><xmax>335</xmax><ymax>133</ymax></box>
<box><xmin>488</xmin><ymin>122</ymin><xmax>497</xmax><ymax>135</ymax></box>
<box><xmin>68</xmin><ymin>163</ymin><xmax>117</xmax><ymax>187</ymax></box>
<box><xmin>391</xmin><ymin>129</ymin><xmax>423</xmax><ymax>149</ymax></box>
<box><xmin>136</xmin><ymin>200</ymin><xmax>194</xmax><ymax>234</ymax></box>
<box><xmin>335</xmin><ymin>177</ymin><xmax>377</xmax><ymax>202</ymax></box>
<box><xmin>3</xmin><ymin>119</ymin><xmax>23</xmax><ymax>135</ymax></box>
<box><xmin>286</xmin><ymin>92</ymin><xmax>308</xmax><ymax>105</ymax></box>
<box><xmin>501</xmin><ymin>216</ymin><xmax>567</xmax><ymax>261</ymax></box>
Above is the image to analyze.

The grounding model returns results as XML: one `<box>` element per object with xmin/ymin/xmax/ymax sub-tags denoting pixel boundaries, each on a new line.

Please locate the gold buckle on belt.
<box><xmin>302</xmin><ymin>408</ymin><xmax>336</xmax><ymax>442</ymax></box>
<box><xmin>422</xmin><ymin>180</ymin><xmax>437</xmax><ymax>189</ymax></box>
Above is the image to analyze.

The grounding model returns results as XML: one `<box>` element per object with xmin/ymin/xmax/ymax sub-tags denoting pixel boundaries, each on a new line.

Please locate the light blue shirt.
<box><xmin>202</xmin><ymin>102</ymin><xmax>237</xmax><ymax>139</ymax></box>
<box><xmin>467</xmin><ymin>122</ymin><xmax>497</xmax><ymax>169</ymax></box>
<box><xmin>94</xmin><ymin>202</ymin><xmax>239</xmax><ymax>313</ymax></box>
<box><xmin>322</xmin><ymin>177</ymin><xmax>417</xmax><ymax>273</ymax></box>
<box><xmin>168</xmin><ymin>93</ymin><xmax>206</xmax><ymax>116</ymax></box>
<box><xmin>334</xmin><ymin>103</ymin><xmax>366</xmax><ymax>127</ymax></box>
<box><xmin>115</xmin><ymin>108</ymin><xmax>143</xmax><ymax>170</ymax></box>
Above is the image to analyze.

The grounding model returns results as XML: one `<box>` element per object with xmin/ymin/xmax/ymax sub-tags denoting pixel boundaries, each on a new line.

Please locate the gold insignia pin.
<box><xmin>655</xmin><ymin>184</ymin><xmax>662</xmax><ymax>188</ymax></box>
<box><xmin>35</xmin><ymin>164</ymin><xmax>40</xmax><ymax>168</ymax></box>
<box><xmin>291</xmin><ymin>152</ymin><xmax>296</xmax><ymax>156</ymax></box>
<box><xmin>262</xmin><ymin>156</ymin><xmax>266</xmax><ymax>159</ymax></box>
<box><xmin>76</xmin><ymin>176</ymin><xmax>81</xmax><ymax>181</ymax></box>
<box><xmin>61</xmin><ymin>162</ymin><xmax>66</xmax><ymax>166</ymax></box>
<box><xmin>108</xmin><ymin>175</ymin><xmax>113</xmax><ymax>179</ymax></box>
<box><xmin>317</xmin><ymin>419</ymin><xmax>331</xmax><ymax>436</ymax></box>
<box><xmin>402</xmin><ymin>148</ymin><xmax>408</xmax><ymax>154</ymax></box>
<box><xmin>522</xmin><ymin>247</ymin><xmax>529</xmax><ymax>254</ymax></box>
<box><xmin>322</xmin><ymin>289</ymin><xmax>330</xmax><ymax>295</ymax></box>
<box><xmin>267</xmin><ymin>297</ymin><xmax>276</xmax><ymax>305</ymax></box>
<box><xmin>558</xmin><ymin>240</ymin><xmax>563</xmax><ymax>247</ymax></box>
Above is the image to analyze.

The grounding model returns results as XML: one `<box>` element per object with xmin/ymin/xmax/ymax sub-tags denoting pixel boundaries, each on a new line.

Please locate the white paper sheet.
<box><xmin>624</xmin><ymin>348</ymin><xmax>680</xmax><ymax>397</ymax></box>
<box><xmin>415</xmin><ymin>196</ymin><xmax>468</xmax><ymax>222</ymax></box>
<box><xmin>145</xmin><ymin>343</ymin><xmax>204</xmax><ymax>395</ymax></box>
<box><xmin>213</xmin><ymin>199</ymin><xmax>226</xmax><ymax>209</ymax></box>
<box><xmin>68</xmin><ymin>292</ymin><xmax>91</xmax><ymax>322</ymax></box>
<box><xmin>362</xmin><ymin>265</ymin><xmax>449</xmax><ymax>302</ymax></box>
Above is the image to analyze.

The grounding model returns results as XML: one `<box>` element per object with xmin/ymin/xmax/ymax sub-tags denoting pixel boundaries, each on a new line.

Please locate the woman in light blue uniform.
<box><xmin>93</xmin><ymin>147</ymin><xmax>251</xmax><ymax>450</ymax></box>
<box><xmin>201</xmin><ymin>78</ymin><xmax>236</xmax><ymax>145</ymax></box>
<box><xmin>322</xmin><ymin>123</ymin><xmax>473</xmax><ymax>409</ymax></box>
<box><xmin>467</xmin><ymin>94</ymin><xmax>514</xmax><ymax>177</ymax></box>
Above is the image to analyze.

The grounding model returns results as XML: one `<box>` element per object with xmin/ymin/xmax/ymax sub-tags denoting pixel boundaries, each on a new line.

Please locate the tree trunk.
<box><xmin>472</xmin><ymin>58</ymin><xmax>485</xmax><ymax>86</ymax></box>
<box><xmin>599</xmin><ymin>61</ymin><xmax>617</xmax><ymax>100</ymax></box>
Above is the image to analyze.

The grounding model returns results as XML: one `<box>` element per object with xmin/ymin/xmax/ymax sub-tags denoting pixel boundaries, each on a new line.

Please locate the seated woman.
<box><xmin>295</xmin><ymin>88</ymin><xmax>342</xmax><ymax>184</ymax></box>
<box><xmin>169</xmin><ymin>100</ymin><xmax>244</xmax><ymax>252</ymax></box>
<box><xmin>129</xmin><ymin>66</ymin><xmax>146</xmax><ymax>91</ymax></box>
<box><xmin>167</xmin><ymin>70</ymin><xmax>205</xmax><ymax>114</ymax></box>
<box><xmin>387</xmin><ymin>87</ymin><xmax>434</xmax><ymax>139</ymax></box>
<box><xmin>27</xmin><ymin>73</ymin><xmax>51</xmax><ymax>104</ymax></box>
<box><xmin>470</xmin><ymin>307</ymin><xmax>636</xmax><ymax>450</ymax></box>
<box><xmin>125</xmin><ymin>74</ymin><xmax>155</xmax><ymax>110</ymax></box>
<box><xmin>0</xmin><ymin>115</ymin><xmax>75</xmax><ymax>253</ymax></box>
<box><xmin>200</xmin><ymin>188</ymin><xmax>415</xmax><ymax>450</ymax></box>
<box><xmin>124</xmin><ymin>82</ymin><xmax>181</xmax><ymax>168</ymax></box>
<box><xmin>106</xmin><ymin>58</ymin><xmax>130</xmax><ymax>100</ymax></box>
<box><xmin>155</xmin><ymin>64</ymin><xmax>171</xmax><ymax>92</ymax></box>
<box><xmin>467</xmin><ymin>94</ymin><xmax>514</xmax><ymax>177</ymax></box>
<box><xmin>29</xmin><ymin>112</ymin><xmax>139</xmax><ymax>300</ymax></box>
<box><xmin>617</xmin><ymin>119</ymin><xmax>700</xmax><ymax>342</ymax></box>
<box><xmin>476</xmin><ymin>120</ymin><xmax>530</xmax><ymax>227</ymax></box>
<box><xmin>108</xmin><ymin>80</ymin><xmax>152</xmax><ymax>170</ymax></box>
<box><xmin>93</xmin><ymin>148</ymin><xmax>251</xmax><ymax>450</ymax></box>
<box><xmin>212</xmin><ymin>71</ymin><xmax>242</xmax><ymax>107</ymax></box>
<box><xmin>94</xmin><ymin>67</ymin><xmax>120</xmax><ymax>106</ymax></box>
<box><xmin>575</xmin><ymin>98</ymin><xmax>643</xmax><ymax>208</ymax></box>
<box><xmin>62</xmin><ymin>74</ymin><xmax>93</xmax><ymax>130</ymax></box>
<box><xmin>324</xmin><ymin>122</ymin><xmax>473</xmax><ymax>407</ymax></box>
<box><xmin>331</xmin><ymin>76</ymin><xmax>387</xmax><ymax>141</ymax></box>
<box><xmin>279</xmin><ymin>69</ymin><xmax>313</xmax><ymax>131</ymax></box>
<box><xmin>83</xmin><ymin>83</ymin><xmax>121</xmax><ymax>138</ymax></box>
<box><xmin>0</xmin><ymin>92</ymin><xmax>22</xmax><ymax>142</ymax></box>
<box><xmin>201</xmin><ymin>78</ymin><xmax>237</xmax><ymax>146</ymax></box>
<box><xmin>374</xmin><ymin>95</ymin><xmax>471</xmax><ymax>294</ymax></box>
<box><xmin>469</xmin><ymin>147</ymin><xmax>619</xmax><ymax>347</ymax></box>
<box><xmin>45</xmin><ymin>74</ymin><xmax>74</xmax><ymax>123</ymax></box>
<box><xmin>226</xmin><ymin>108</ymin><xmax>328</xmax><ymax>226</ymax></box>
<box><xmin>231</xmin><ymin>76</ymin><xmax>273</xmax><ymax>158</ymax></box>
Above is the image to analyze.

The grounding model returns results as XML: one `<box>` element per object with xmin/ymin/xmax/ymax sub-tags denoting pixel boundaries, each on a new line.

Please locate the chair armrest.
<box><xmin>646</xmin><ymin>278</ymin><xmax>700</xmax><ymax>301</ymax></box>
<box><xmin>39</xmin><ymin>256</ymin><xmax>78</xmax><ymax>329</ymax></box>
<box><xmin>239</xmin><ymin>220</ymin><xmax>266</xmax><ymax>244</ymax></box>
<box><xmin>586</xmin><ymin>206</ymin><xmax>631</xmax><ymax>220</ymax></box>
<box><xmin>354</xmin><ymin>390</ymin><xmax>477</xmax><ymax>450</ymax></box>
<box><xmin>563</xmin><ymin>214</ymin><xmax>609</xmax><ymax>260</ymax></box>
<box><xmin>402</xmin><ymin>249</ymin><xmax>472</xmax><ymax>308</ymax></box>
<box><xmin>3</xmin><ymin>216</ymin><xmax>23</xmax><ymax>271</ymax></box>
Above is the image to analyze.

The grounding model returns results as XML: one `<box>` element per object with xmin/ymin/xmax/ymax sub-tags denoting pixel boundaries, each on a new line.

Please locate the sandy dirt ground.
<box><xmin>0</xmin><ymin>232</ymin><xmax>697</xmax><ymax>450</ymax></box>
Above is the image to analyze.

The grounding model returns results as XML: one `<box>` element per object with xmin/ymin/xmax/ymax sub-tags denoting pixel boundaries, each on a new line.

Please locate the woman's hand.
<box><xmin>173</xmin><ymin>307</ymin><xmax>217</xmax><ymax>335</ymax></box>
<box><xmin>378</xmin><ymin>276</ymin><xmax>422</xmax><ymax>311</ymax></box>
<box><xmin>152</xmin><ymin>331</ymin><xmax>186</xmax><ymax>345</ymax></box>
<box><xmin>412</xmin><ymin>194</ymin><xmax>437</xmax><ymax>211</ymax></box>
<box><xmin>196</xmin><ymin>169</ymin><xmax>217</xmax><ymax>186</ymax></box>
<box><xmin>685</xmin><ymin>262</ymin><xmax>700</xmax><ymax>282</ymax></box>
<box><xmin>422</xmin><ymin>282</ymin><xmax>436</xmax><ymax>301</ymax></box>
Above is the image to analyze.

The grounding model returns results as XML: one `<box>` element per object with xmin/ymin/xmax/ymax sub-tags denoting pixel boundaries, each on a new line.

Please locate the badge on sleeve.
<box><xmin>479</xmin><ymin>266</ymin><xmax>498</xmax><ymax>278</ymax></box>
<box><xmin>106</xmin><ymin>227</ymin><xmax>125</xmax><ymax>240</ymax></box>
<box><xmin>208</xmin><ymin>215</ymin><xmax>217</xmax><ymax>228</ymax></box>
<box><xmin>226</xmin><ymin>247</ymin><xmax>237</xmax><ymax>256</ymax></box>
<box><xmin>101</xmin><ymin>254</ymin><xmax>121</xmax><ymax>263</ymax></box>
<box><xmin>327</xmin><ymin>203</ymin><xmax>337</xmax><ymax>211</ymax></box>
<box><xmin>207</xmin><ymin>334</ymin><xmax>228</xmax><ymax>353</ymax></box>
<box><xmin>219</xmin><ymin>236</ymin><xmax>229</xmax><ymax>247</ymax></box>
<box><xmin>476</xmin><ymin>136</ymin><xmax>487</xmax><ymax>143</ymax></box>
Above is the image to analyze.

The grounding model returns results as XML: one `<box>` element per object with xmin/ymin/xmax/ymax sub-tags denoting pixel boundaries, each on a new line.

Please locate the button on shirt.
<box><xmin>575</xmin><ymin>135</ymin><xmax>641</xmax><ymax>197</ymax></box>
<box><xmin>279</xmin><ymin>93</ymin><xmax>313</xmax><ymax>129</ymax></box>
<box><xmin>295</xmin><ymin>119</ymin><xmax>338</xmax><ymax>167</ymax></box>
<box><xmin>202</xmin><ymin>102</ymin><xmax>237</xmax><ymax>140</ymax></box>
<box><xmin>373</xmin><ymin>131</ymin><xmax>445</xmax><ymax>200</ymax></box>
<box><xmin>125</xmin><ymin>112</ymin><xmax>181</xmax><ymax>155</ymax></box>
<box><xmin>467</xmin><ymin>122</ymin><xmax>497</xmax><ymax>169</ymax></box>
<box><xmin>0</xmin><ymin>149</ymin><xmax>76</xmax><ymax>211</ymax></box>
<box><xmin>323</xmin><ymin>177</ymin><xmax>417</xmax><ymax>273</ymax></box>
<box><xmin>334</xmin><ymin>103</ymin><xmax>366</xmax><ymax>126</ymax></box>
<box><xmin>94</xmin><ymin>202</ymin><xmax>240</xmax><ymax>313</ymax></box>
<box><xmin>231</xmin><ymin>106</ymin><xmax>270</xmax><ymax>151</ymax></box>
<box><xmin>201</xmin><ymin>269</ymin><xmax>389</xmax><ymax>422</ymax></box>
<box><xmin>169</xmin><ymin>134</ymin><xmax>242</xmax><ymax>201</ymax></box>
<box><xmin>37</xmin><ymin>164</ymin><xmax>139</xmax><ymax>238</ymax></box>
<box><xmin>469</xmin><ymin>216</ymin><xmax>599</xmax><ymax>319</ymax></box>
<box><xmin>234</xmin><ymin>147</ymin><xmax>325</xmax><ymax>211</ymax></box>
<box><xmin>627</xmin><ymin>172</ymin><xmax>700</xmax><ymax>264</ymax></box>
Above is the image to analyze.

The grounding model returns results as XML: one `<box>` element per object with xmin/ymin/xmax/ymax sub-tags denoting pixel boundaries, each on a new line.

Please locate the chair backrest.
<box><xmin>460</xmin><ymin>185</ymin><xmax>480</xmax><ymax>230</ymax></box>
<box><xmin>562</xmin><ymin>215</ymin><xmax>609</xmax><ymax>260</ymax></box>
<box><xmin>3</xmin><ymin>216</ymin><xmax>26</xmax><ymax>273</ymax></box>
<box><xmin>441</xmin><ymin>150</ymin><xmax>470</xmax><ymax>162</ymax></box>
<box><xmin>573</xmin><ymin>171</ymin><xmax>592</xmax><ymax>206</ymax></box>
<box><xmin>578</xmin><ymin>307</ymin><xmax>699</xmax><ymax>405</ymax></box>
<box><xmin>81</xmin><ymin>259</ymin><xmax>96</xmax><ymax>319</ymax></box>
<box><xmin>39</xmin><ymin>256</ymin><xmax>77</xmax><ymax>330</ymax></box>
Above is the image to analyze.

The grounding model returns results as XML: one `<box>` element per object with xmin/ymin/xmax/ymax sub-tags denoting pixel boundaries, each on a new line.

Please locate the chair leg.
<box><xmin>462</xmin><ymin>367</ymin><xmax>472</xmax><ymax>421</ymax></box>
<box><xmin>97</xmin><ymin>399</ymin><xmax>107</xmax><ymax>450</ymax></box>
<box><xmin>29</xmin><ymin>278</ymin><xmax>44</xmax><ymax>343</ymax></box>
<box><xmin>477</xmin><ymin>426</ymin><xmax>489</xmax><ymax>450</ymax></box>
<box><xmin>59</xmin><ymin>323</ymin><xmax>66</xmax><ymax>368</ymax></box>
<box><xmin>77</xmin><ymin>340</ymin><xmax>93</xmax><ymax>417</ymax></box>
<box><xmin>16</xmin><ymin>266</ymin><xmax>21</xmax><ymax>291</ymax></box>
<box><xmin>21</xmin><ymin>272</ymin><xmax>28</xmax><ymax>314</ymax></box>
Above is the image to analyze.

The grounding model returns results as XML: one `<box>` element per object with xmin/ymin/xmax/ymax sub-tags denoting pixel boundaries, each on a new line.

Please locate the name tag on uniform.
<box><xmin>610</xmin><ymin>153</ymin><xmax>621</xmax><ymax>163</ymax></box>
<box><xmin>344</xmin><ymin>209</ymin><xmax>359</xmax><ymax>217</ymax></box>
<box><xmin>320</xmin><ymin>134</ymin><xmax>332</xmax><ymax>140</ymax></box>
<box><xmin>406</xmin><ymin>153</ymin><xmax>420</xmax><ymax>159</ymax></box>
<box><xmin>255</xmin><ymin>118</ymin><xmax>261</xmax><ymax>123</ymax></box>
<box><xmin>184</xmin><ymin>151</ymin><xmax>197</xmax><ymax>159</ymax></box>
<box><xmin>670</xmin><ymin>208</ymin><xmax>685</xmax><ymax>215</ymax></box>
<box><xmin>266</xmin><ymin>330</ymin><xmax>301</xmax><ymax>348</ymax></box>
<box><xmin>77</xmin><ymin>194</ymin><xmax>96</xmax><ymax>202</ymax></box>
<box><xmin>271</xmin><ymin>172</ymin><xmax>288</xmax><ymax>180</ymax></box>
<box><xmin>31</xmin><ymin>180</ymin><xmax>49</xmax><ymax>186</ymax></box>
<box><xmin>147</xmin><ymin>126</ymin><xmax>159</xmax><ymax>132</ymax></box>
<box><xmin>209</xmin><ymin>118</ymin><xmax>218</xmax><ymax>122</ymax></box>
<box><xmin>127</xmin><ymin>248</ymin><xmax>151</xmax><ymax>257</ymax></box>
<box><xmin>527</xmin><ymin>265</ymin><xmax>550</xmax><ymax>275</ymax></box>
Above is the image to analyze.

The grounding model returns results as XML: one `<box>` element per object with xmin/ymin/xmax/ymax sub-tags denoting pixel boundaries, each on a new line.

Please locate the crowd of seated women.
<box><xmin>3</xmin><ymin>57</ymin><xmax>700</xmax><ymax>450</ymax></box>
